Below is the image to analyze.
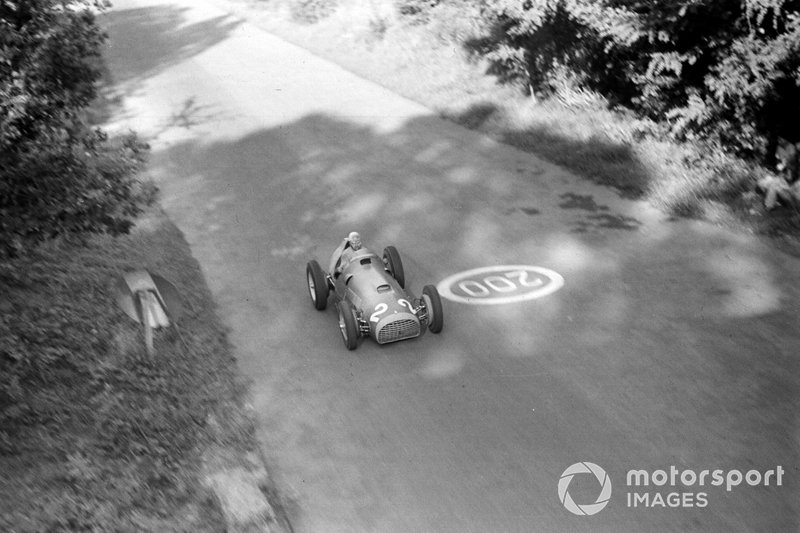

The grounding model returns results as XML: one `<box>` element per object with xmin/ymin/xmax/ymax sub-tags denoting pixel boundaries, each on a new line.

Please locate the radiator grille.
<box><xmin>376</xmin><ymin>315</ymin><xmax>420</xmax><ymax>344</ymax></box>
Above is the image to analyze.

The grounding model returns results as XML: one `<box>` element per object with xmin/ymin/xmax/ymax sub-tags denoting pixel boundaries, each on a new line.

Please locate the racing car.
<box><xmin>306</xmin><ymin>234</ymin><xmax>443</xmax><ymax>350</ymax></box>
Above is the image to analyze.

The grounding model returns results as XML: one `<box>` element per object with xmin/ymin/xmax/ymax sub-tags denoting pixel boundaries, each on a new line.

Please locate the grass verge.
<box><xmin>230</xmin><ymin>0</ymin><xmax>800</xmax><ymax>238</ymax></box>
<box><xmin>0</xmin><ymin>207</ymin><xmax>283</xmax><ymax>531</ymax></box>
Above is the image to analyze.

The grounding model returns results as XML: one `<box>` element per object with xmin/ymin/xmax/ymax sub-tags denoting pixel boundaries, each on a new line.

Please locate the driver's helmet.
<box><xmin>348</xmin><ymin>231</ymin><xmax>362</xmax><ymax>251</ymax></box>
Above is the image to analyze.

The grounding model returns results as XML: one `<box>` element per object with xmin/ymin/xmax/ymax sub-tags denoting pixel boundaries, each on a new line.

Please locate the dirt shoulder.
<box><xmin>0</xmin><ymin>207</ymin><xmax>289</xmax><ymax>532</ymax></box>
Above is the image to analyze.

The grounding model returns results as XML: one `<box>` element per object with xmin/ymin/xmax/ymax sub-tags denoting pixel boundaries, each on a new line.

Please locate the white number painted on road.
<box><xmin>457</xmin><ymin>273</ymin><xmax>538</xmax><ymax>298</ymax></box>
<box><xmin>458</xmin><ymin>280</ymin><xmax>491</xmax><ymax>298</ymax></box>
<box><xmin>438</xmin><ymin>265</ymin><xmax>564</xmax><ymax>305</ymax></box>
<box><xmin>370</xmin><ymin>303</ymin><xmax>388</xmax><ymax>322</ymax></box>
<box><xmin>484</xmin><ymin>275</ymin><xmax>518</xmax><ymax>293</ymax></box>
<box><xmin>505</xmin><ymin>270</ymin><xmax>544</xmax><ymax>288</ymax></box>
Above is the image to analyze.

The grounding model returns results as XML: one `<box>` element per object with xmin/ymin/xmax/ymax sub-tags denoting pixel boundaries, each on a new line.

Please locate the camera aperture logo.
<box><xmin>558</xmin><ymin>462</ymin><xmax>785</xmax><ymax>516</ymax></box>
<box><xmin>558</xmin><ymin>462</ymin><xmax>612</xmax><ymax>516</ymax></box>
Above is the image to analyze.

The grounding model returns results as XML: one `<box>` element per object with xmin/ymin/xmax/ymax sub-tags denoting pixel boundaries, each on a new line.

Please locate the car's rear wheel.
<box><xmin>422</xmin><ymin>285</ymin><xmax>443</xmax><ymax>333</ymax></box>
<box><xmin>307</xmin><ymin>260</ymin><xmax>328</xmax><ymax>310</ymax></box>
<box><xmin>383</xmin><ymin>246</ymin><xmax>405</xmax><ymax>288</ymax></box>
<box><xmin>338</xmin><ymin>300</ymin><xmax>359</xmax><ymax>350</ymax></box>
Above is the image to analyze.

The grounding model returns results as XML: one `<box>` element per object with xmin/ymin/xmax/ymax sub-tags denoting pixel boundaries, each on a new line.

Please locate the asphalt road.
<box><xmin>103</xmin><ymin>1</ymin><xmax>800</xmax><ymax>531</ymax></box>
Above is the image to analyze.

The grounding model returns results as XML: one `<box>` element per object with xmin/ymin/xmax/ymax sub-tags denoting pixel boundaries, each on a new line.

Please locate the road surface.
<box><xmin>102</xmin><ymin>1</ymin><xmax>799</xmax><ymax>531</ymax></box>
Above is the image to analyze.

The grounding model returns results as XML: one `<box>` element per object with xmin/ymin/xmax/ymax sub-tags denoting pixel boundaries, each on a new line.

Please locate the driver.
<box><xmin>347</xmin><ymin>231</ymin><xmax>362</xmax><ymax>252</ymax></box>
<box><xmin>335</xmin><ymin>231</ymin><xmax>363</xmax><ymax>275</ymax></box>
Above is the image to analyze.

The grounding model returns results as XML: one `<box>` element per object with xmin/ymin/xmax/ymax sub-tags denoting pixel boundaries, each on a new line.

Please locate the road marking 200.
<box><xmin>458</xmin><ymin>271</ymin><xmax>544</xmax><ymax>297</ymax></box>
<box><xmin>438</xmin><ymin>265</ymin><xmax>564</xmax><ymax>305</ymax></box>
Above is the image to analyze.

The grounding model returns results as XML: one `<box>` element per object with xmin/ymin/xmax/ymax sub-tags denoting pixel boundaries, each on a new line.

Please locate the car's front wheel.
<box><xmin>338</xmin><ymin>300</ymin><xmax>359</xmax><ymax>350</ymax></box>
<box><xmin>383</xmin><ymin>246</ymin><xmax>405</xmax><ymax>288</ymax></box>
<box><xmin>422</xmin><ymin>285</ymin><xmax>443</xmax><ymax>333</ymax></box>
<box><xmin>307</xmin><ymin>260</ymin><xmax>329</xmax><ymax>310</ymax></box>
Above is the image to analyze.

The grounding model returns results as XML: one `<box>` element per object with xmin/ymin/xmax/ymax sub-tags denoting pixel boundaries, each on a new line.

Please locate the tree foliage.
<box><xmin>1</xmin><ymin>0</ymin><xmax>148</xmax><ymax>257</ymax></box>
<box><xmin>478</xmin><ymin>0</ymin><xmax>800</xmax><ymax>163</ymax></box>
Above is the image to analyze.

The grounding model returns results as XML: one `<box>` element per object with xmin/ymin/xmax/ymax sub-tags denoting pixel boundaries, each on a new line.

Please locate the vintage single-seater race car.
<box><xmin>306</xmin><ymin>235</ymin><xmax>443</xmax><ymax>350</ymax></box>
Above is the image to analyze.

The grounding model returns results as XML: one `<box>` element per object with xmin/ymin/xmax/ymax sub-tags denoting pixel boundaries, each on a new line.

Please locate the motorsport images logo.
<box><xmin>558</xmin><ymin>462</ymin><xmax>612</xmax><ymax>516</ymax></box>
<box><xmin>558</xmin><ymin>462</ymin><xmax>785</xmax><ymax>515</ymax></box>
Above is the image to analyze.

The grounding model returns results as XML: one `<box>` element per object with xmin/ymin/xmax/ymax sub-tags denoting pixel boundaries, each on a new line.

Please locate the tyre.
<box><xmin>338</xmin><ymin>300</ymin><xmax>359</xmax><ymax>350</ymax></box>
<box><xmin>307</xmin><ymin>260</ymin><xmax>329</xmax><ymax>310</ymax></box>
<box><xmin>422</xmin><ymin>285</ymin><xmax>443</xmax><ymax>333</ymax></box>
<box><xmin>383</xmin><ymin>246</ymin><xmax>405</xmax><ymax>288</ymax></box>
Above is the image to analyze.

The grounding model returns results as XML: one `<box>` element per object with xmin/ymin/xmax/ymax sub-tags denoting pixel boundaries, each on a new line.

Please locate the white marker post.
<box><xmin>116</xmin><ymin>270</ymin><xmax>183</xmax><ymax>358</ymax></box>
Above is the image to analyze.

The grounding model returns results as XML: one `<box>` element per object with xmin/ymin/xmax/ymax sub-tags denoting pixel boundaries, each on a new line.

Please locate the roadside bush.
<box><xmin>396</xmin><ymin>0</ymin><xmax>441</xmax><ymax>20</ymax></box>
<box><xmin>289</xmin><ymin>0</ymin><xmax>339</xmax><ymax>23</ymax></box>
<box><xmin>0</xmin><ymin>0</ymin><xmax>149</xmax><ymax>257</ymax></box>
<box><xmin>477</xmin><ymin>0</ymin><xmax>800</xmax><ymax>165</ymax></box>
<box><xmin>424</xmin><ymin>1</ymin><xmax>488</xmax><ymax>44</ymax></box>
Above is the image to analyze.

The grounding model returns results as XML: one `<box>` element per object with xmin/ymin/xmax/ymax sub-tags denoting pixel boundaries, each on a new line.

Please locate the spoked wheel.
<box><xmin>337</xmin><ymin>300</ymin><xmax>359</xmax><ymax>350</ymax></box>
<box><xmin>307</xmin><ymin>260</ymin><xmax>329</xmax><ymax>310</ymax></box>
<box><xmin>383</xmin><ymin>246</ymin><xmax>405</xmax><ymax>288</ymax></box>
<box><xmin>422</xmin><ymin>285</ymin><xmax>444</xmax><ymax>333</ymax></box>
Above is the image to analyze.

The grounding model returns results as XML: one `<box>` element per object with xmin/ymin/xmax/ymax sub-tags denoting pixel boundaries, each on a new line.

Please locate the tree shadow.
<box><xmin>99</xmin><ymin>5</ymin><xmax>241</xmax><ymax>90</ymax></box>
<box><xmin>444</xmin><ymin>101</ymin><xmax>800</xmax><ymax>239</ymax></box>
<box><xmin>557</xmin><ymin>192</ymin><xmax>642</xmax><ymax>232</ymax></box>
<box><xmin>445</xmin><ymin>102</ymin><xmax>650</xmax><ymax>200</ymax></box>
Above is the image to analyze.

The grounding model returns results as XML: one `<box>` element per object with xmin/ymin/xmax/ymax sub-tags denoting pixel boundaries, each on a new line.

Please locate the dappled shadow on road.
<box><xmin>558</xmin><ymin>192</ymin><xmax>642</xmax><ymax>232</ymax></box>
<box><xmin>100</xmin><ymin>5</ymin><xmax>240</xmax><ymax>91</ymax></box>
<box><xmin>446</xmin><ymin>101</ymin><xmax>794</xmax><ymax>236</ymax></box>
<box><xmin>151</xmin><ymin>111</ymin><xmax>799</xmax><ymax>531</ymax></box>
<box><xmin>446</xmin><ymin>102</ymin><xmax>651</xmax><ymax>201</ymax></box>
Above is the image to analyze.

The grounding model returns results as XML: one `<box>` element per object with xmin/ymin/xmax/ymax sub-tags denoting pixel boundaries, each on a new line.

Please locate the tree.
<box><xmin>1</xmin><ymin>0</ymin><xmax>148</xmax><ymax>257</ymax></box>
<box><xmin>478</xmin><ymin>0</ymin><xmax>800</xmax><ymax>162</ymax></box>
